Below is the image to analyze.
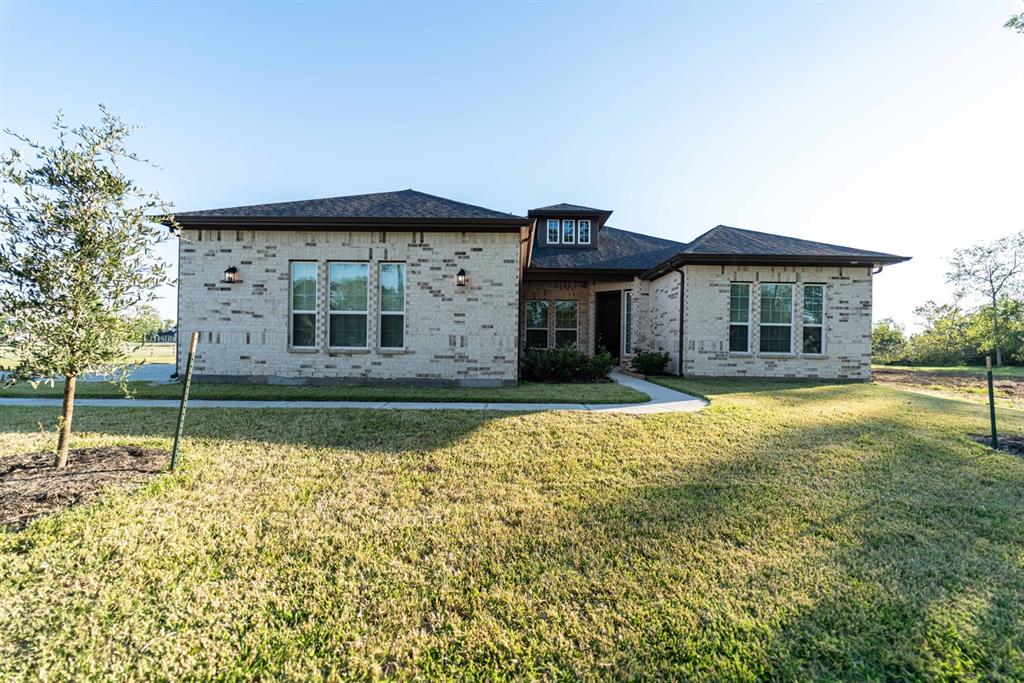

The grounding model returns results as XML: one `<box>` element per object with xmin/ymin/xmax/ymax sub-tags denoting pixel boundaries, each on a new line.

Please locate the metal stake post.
<box><xmin>170</xmin><ymin>332</ymin><xmax>199</xmax><ymax>470</ymax></box>
<box><xmin>986</xmin><ymin>355</ymin><xmax>998</xmax><ymax>450</ymax></box>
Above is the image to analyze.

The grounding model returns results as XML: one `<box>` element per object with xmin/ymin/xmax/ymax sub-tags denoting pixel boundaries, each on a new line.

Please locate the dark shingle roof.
<box><xmin>528</xmin><ymin>202</ymin><xmax>613</xmax><ymax>217</ymax></box>
<box><xmin>681</xmin><ymin>225</ymin><xmax>904</xmax><ymax>260</ymax></box>
<box><xmin>529</xmin><ymin>226</ymin><xmax>686</xmax><ymax>271</ymax></box>
<box><xmin>176</xmin><ymin>189</ymin><xmax>523</xmax><ymax>220</ymax></box>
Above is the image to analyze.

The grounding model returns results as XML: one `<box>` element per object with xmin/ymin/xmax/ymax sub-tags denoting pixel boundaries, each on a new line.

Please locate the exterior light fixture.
<box><xmin>456</xmin><ymin>268</ymin><xmax>467</xmax><ymax>287</ymax></box>
<box><xmin>222</xmin><ymin>266</ymin><xmax>241</xmax><ymax>284</ymax></box>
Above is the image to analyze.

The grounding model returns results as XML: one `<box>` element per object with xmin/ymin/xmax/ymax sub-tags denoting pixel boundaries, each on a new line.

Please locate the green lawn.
<box><xmin>0</xmin><ymin>378</ymin><xmax>647</xmax><ymax>404</ymax></box>
<box><xmin>873</xmin><ymin>364</ymin><xmax>1024</xmax><ymax>377</ymax></box>
<box><xmin>2</xmin><ymin>382</ymin><xmax>1023</xmax><ymax>679</ymax></box>
<box><xmin>0</xmin><ymin>342</ymin><xmax>176</xmax><ymax>367</ymax></box>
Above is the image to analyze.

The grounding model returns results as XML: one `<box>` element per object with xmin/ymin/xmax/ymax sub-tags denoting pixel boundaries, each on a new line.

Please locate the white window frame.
<box><xmin>802</xmin><ymin>283</ymin><xmax>826</xmax><ymax>355</ymax></box>
<box><xmin>554</xmin><ymin>300</ymin><xmax>579</xmax><ymax>348</ymax></box>
<box><xmin>547</xmin><ymin>219</ymin><xmax>560</xmax><ymax>244</ymax></box>
<box><xmin>729</xmin><ymin>282</ymin><xmax>752</xmax><ymax>353</ymax></box>
<box><xmin>327</xmin><ymin>261</ymin><xmax>369</xmax><ymax>349</ymax></box>
<box><xmin>758</xmin><ymin>283</ymin><xmax>794</xmax><ymax>354</ymax></box>
<box><xmin>379</xmin><ymin>262</ymin><xmax>406</xmax><ymax>349</ymax></box>
<box><xmin>578</xmin><ymin>219</ymin><xmax>591</xmax><ymax>245</ymax></box>
<box><xmin>525</xmin><ymin>300</ymin><xmax>550</xmax><ymax>349</ymax></box>
<box><xmin>289</xmin><ymin>261</ymin><xmax>318</xmax><ymax>349</ymax></box>
<box><xmin>562</xmin><ymin>219</ymin><xmax>575</xmax><ymax>245</ymax></box>
<box><xmin>623</xmin><ymin>290</ymin><xmax>633</xmax><ymax>354</ymax></box>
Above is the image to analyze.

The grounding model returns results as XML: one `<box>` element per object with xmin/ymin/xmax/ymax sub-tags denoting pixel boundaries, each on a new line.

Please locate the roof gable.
<box><xmin>528</xmin><ymin>202</ymin><xmax>613</xmax><ymax>218</ymax></box>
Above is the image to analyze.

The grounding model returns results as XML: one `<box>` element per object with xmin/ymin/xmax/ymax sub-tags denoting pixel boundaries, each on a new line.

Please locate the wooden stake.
<box><xmin>170</xmin><ymin>332</ymin><xmax>199</xmax><ymax>470</ymax></box>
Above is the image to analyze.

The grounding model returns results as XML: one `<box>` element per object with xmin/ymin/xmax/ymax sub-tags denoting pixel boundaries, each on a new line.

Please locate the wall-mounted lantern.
<box><xmin>456</xmin><ymin>268</ymin><xmax>467</xmax><ymax>287</ymax></box>
<box><xmin>222</xmin><ymin>266</ymin><xmax>242</xmax><ymax>284</ymax></box>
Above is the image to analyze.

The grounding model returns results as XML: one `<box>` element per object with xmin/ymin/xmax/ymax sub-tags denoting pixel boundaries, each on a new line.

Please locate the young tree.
<box><xmin>946</xmin><ymin>231</ymin><xmax>1024</xmax><ymax>366</ymax></box>
<box><xmin>1006</xmin><ymin>3</ymin><xmax>1024</xmax><ymax>34</ymax></box>
<box><xmin>0</xmin><ymin>107</ymin><xmax>174</xmax><ymax>468</ymax></box>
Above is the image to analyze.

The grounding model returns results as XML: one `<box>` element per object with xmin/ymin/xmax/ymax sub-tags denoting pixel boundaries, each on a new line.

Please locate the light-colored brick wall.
<box><xmin>682</xmin><ymin>264</ymin><xmax>873</xmax><ymax>380</ymax></box>
<box><xmin>634</xmin><ymin>272</ymin><xmax>682</xmax><ymax>374</ymax></box>
<box><xmin>177</xmin><ymin>228</ymin><xmax>521</xmax><ymax>386</ymax></box>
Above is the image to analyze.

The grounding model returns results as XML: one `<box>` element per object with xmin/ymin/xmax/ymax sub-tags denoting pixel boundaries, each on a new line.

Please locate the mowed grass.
<box><xmin>0</xmin><ymin>379</ymin><xmax>647</xmax><ymax>404</ymax></box>
<box><xmin>2</xmin><ymin>382</ymin><xmax>1024</xmax><ymax>680</ymax></box>
<box><xmin>873</xmin><ymin>364</ymin><xmax>1024</xmax><ymax>377</ymax></box>
<box><xmin>0</xmin><ymin>342</ymin><xmax>176</xmax><ymax>367</ymax></box>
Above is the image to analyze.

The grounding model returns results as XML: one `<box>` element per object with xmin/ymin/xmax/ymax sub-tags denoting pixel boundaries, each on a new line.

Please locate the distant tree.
<box><xmin>907</xmin><ymin>302</ymin><xmax>977</xmax><ymax>366</ymax></box>
<box><xmin>0</xmin><ymin>107</ymin><xmax>174</xmax><ymax>468</ymax></box>
<box><xmin>1006</xmin><ymin>3</ymin><xmax>1024</xmax><ymax>34</ymax></box>
<box><xmin>131</xmin><ymin>304</ymin><xmax>165</xmax><ymax>341</ymax></box>
<box><xmin>872</xmin><ymin>318</ymin><xmax>907</xmax><ymax>364</ymax></box>
<box><xmin>946</xmin><ymin>231</ymin><xmax>1024</xmax><ymax>365</ymax></box>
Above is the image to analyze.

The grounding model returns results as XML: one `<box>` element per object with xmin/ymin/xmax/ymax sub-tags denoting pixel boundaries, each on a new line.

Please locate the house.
<box><xmin>172</xmin><ymin>189</ymin><xmax>909</xmax><ymax>386</ymax></box>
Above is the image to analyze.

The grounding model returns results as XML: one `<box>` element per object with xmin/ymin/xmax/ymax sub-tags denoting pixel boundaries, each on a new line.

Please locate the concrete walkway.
<box><xmin>0</xmin><ymin>371</ymin><xmax>706</xmax><ymax>415</ymax></box>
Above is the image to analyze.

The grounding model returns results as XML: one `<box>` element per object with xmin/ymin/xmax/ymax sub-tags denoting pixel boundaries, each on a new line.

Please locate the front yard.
<box><xmin>1</xmin><ymin>381</ymin><xmax>1023</xmax><ymax>679</ymax></box>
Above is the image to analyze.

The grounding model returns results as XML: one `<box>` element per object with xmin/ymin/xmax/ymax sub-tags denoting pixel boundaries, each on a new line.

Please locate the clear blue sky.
<box><xmin>2</xmin><ymin>1</ymin><xmax>1021</xmax><ymax>325</ymax></box>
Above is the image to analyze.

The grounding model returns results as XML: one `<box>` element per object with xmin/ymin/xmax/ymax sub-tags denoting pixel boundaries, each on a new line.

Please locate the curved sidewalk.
<box><xmin>0</xmin><ymin>371</ymin><xmax>706</xmax><ymax>415</ymax></box>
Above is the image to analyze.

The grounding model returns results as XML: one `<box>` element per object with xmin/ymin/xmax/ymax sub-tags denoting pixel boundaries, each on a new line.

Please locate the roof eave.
<box><xmin>165</xmin><ymin>215</ymin><xmax>531</xmax><ymax>231</ymax></box>
<box><xmin>641</xmin><ymin>253</ymin><xmax>912</xmax><ymax>279</ymax></box>
<box><xmin>527</xmin><ymin>208</ymin><xmax>614</xmax><ymax>219</ymax></box>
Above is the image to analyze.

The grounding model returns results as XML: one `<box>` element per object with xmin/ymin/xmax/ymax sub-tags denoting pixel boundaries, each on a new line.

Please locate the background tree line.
<box><xmin>874</xmin><ymin>231</ymin><xmax>1024</xmax><ymax>366</ymax></box>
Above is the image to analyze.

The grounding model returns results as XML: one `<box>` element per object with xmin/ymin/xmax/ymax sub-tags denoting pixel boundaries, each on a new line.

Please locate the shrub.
<box><xmin>522</xmin><ymin>347</ymin><xmax>615</xmax><ymax>382</ymax></box>
<box><xmin>630</xmin><ymin>348</ymin><xmax>670</xmax><ymax>375</ymax></box>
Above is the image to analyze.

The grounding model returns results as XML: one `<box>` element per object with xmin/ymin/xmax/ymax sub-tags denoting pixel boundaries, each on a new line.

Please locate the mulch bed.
<box><xmin>971</xmin><ymin>434</ymin><xmax>1024</xmax><ymax>457</ymax></box>
<box><xmin>0</xmin><ymin>446</ymin><xmax>168</xmax><ymax>530</ymax></box>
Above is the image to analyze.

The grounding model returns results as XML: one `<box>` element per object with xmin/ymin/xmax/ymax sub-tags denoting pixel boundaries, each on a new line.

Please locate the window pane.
<box><xmin>760</xmin><ymin>284</ymin><xmax>792</xmax><ymax>324</ymax></box>
<box><xmin>547</xmin><ymin>219</ymin><xmax>559</xmax><ymax>243</ymax></box>
<box><xmin>381</xmin><ymin>314</ymin><xmax>404</xmax><ymax>348</ymax></box>
<box><xmin>329</xmin><ymin>263</ymin><xmax>368</xmax><ymax>312</ymax></box>
<box><xmin>291</xmin><ymin>263</ymin><xmax>317</xmax><ymax>311</ymax></box>
<box><xmin>526</xmin><ymin>300</ymin><xmax>549</xmax><ymax>329</ymax></box>
<box><xmin>730</xmin><ymin>284</ymin><xmax>750</xmax><ymax>323</ymax></box>
<box><xmin>329</xmin><ymin>314</ymin><xmax>367</xmax><ymax>347</ymax></box>
<box><xmin>803</xmin><ymin>285</ymin><xmax>824</xmax><ymax>325</ymax></box>
<box><xmin>759</xmin><ymin>325</ymin><xmax>791</xmax><ymax>353</ymax></box>
<box><xmin>562</xmin><ymin>220</ymin><xmax>575</xmax><ymax>244</ymax></box>
<box><xmin>802</xmin><ymin>327</ymin><xmax>823</xmax><ymax>354</ymax></box>
<box><xmin>578</xmin><ymin>220</ymin><xmax>591</xmax><ymax>244</ymax></box>
<box><xmin>380</xmin><ymin>264</ymin><xmax>405</xmax><ymax>312</ymax></box>
<box><xmin>292</xmin><ymin>313</ymin><xmax>316</xmax><ymax>347</ymax></box>
<box><xmin>729</xmin><ymin>324</ymin><xmax>749</xmax><ymax>352</ymax></box>
<box><xmin>555</xmin><ymin>301</ymin><xmax>577</xmax><ymax>329</ymax></box>
<box><xmin>555</xmin><ymin>330</ymin><xmax>578</xmax><ymax>348</ymax></box>
<box><xmin>526</xmin><ymin>329</ymin><xmax>548</xmax><ymax>349</ymax></box>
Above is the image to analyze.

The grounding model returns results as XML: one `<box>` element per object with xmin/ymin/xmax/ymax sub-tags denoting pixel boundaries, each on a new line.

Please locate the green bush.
<box><xmin>522</xmin><ymin>347</ymin><xmax>615</xmax><ymax>382</ymax></box>
<box><xmin>630</xmin><ymin>348</ymin><xmax>670</xmax><ymax>375</ymax></box>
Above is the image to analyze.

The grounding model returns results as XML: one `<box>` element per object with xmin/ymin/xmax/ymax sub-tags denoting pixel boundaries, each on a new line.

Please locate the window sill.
<box><xmin>328</xmin><ymin>348</ymin><xmax>370</xmax><ymax>355</ymax></box>
<box><xmin>758</xmin><ymin>353</ymin><xmax>798</xmax><ymax>358</ymax></box>
<box><xmin>378</xmin><ymin>348</ymin><xmax>410</xmax><ymax>355</ymax></box>
<box><xmin>802</xmin><ymin>354</ymin><xmax>828</xmax><ymax>359</ymax></box>
<box><xmin>728</xmin><ymin>352</ymin><xmax>754</xmax><ymax>357</ymax></box>
<box><xmin>288</xmin><ymin>347</ymin><xmax>319</xmax><ymax>354</ymax></box>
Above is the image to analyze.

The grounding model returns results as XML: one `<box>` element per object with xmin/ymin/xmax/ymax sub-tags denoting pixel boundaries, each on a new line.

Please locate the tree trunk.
<box><xmin>992</xmin><ymin>293</ymin><xmax>1002</xmax><ymax>366</ymax></box>
<box><xmin>55</xmin><ymin>374</ymin><xmax>77</xmax><ymax>469</ymax></box>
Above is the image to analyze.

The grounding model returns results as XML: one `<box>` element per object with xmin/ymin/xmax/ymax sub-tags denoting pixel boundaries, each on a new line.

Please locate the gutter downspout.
<box><xmin>676</xmin><ymin>267</ymin><xmax>685</xmax><ymax>377</ymax></box>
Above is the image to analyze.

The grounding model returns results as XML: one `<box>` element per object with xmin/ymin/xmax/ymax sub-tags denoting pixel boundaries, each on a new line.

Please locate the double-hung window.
<box><xmin>379</xmin><ymin>263</ymin><xmax>406</xmax><ymax>348</ymax></box>
<box><xmin>729</xmin><ymin>283</ymin><xmax>751</xmax><ymax>352</ymax></box>
<box><xmin>623</xmin><ymin>290</ymin><xmax>633</xmax><ymax>354</ymax></box>
<box><xmin>759</xmin><ymin>283</ymin><xmax>793</xmax><ymax>353</ymax></box>
<box><xmin>547</xmin><ymin>219</ymin><xmax>560</xmax><ymax>244</ymax></box>
<box><xmin>525</xmin><ymin>300</ymin><xmax>549</xmax><ymax>349</ymax></box>
<box><xmin>802</xmin><ymin>284</ymin><xmax>825</xmax><ymax>354</ymax></box>
<box><xmin>561</xmin><ymin>219</ymin><xmax>575</xmax><ymax>244</ymax></box>
<box><xmin>578</xmin><ymin>220</ymin><xmax>591</xmax><ymax>244</ymax></box>
<box><xmin>328</xmin><ymin>262</ymin><xmax>368</xmax><ymax>348</ymax></box>
<box><xmin>290</xmin><ymin>262</ymin><xmax>318</xmax><ymax>348</ymax></box>
<box><xmin>554</xmin><ymin>300</ymin><xmax>578</xmax><ymax>347</ymax></box>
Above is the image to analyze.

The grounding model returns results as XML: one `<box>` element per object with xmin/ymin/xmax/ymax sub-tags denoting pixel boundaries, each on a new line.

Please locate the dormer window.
<box><xmin>578</xmin><ymin>220</ymin><xmax>591</xmax><ymax>244</ymax></box>
<box><xmin>547</xmin><ymin>219</ymin><xmax>560</xmax><ymax>244</ymax></box>
<box><xmin>562</xmin><ymin>220</ymin><xmax>575</xmax><ymax>244</ymax></box>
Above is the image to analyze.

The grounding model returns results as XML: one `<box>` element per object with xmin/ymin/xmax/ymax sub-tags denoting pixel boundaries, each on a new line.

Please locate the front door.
<box><xmin>595</xmin><ymin>291</ymin><xmax>622</xmax><ymax>359</ymax></box>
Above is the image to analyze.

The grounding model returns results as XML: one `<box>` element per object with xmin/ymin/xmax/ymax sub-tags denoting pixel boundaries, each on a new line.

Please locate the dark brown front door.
<box><xmin>595</xmin><ymin>291</ymin><xmax>622</xmax><ymax>359</ymax></box>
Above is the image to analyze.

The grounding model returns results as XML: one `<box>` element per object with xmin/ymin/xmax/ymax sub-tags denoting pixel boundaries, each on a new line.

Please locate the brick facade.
<box><xmin>681</xmin><ymin>264</ymin><xmax>873</xmax><ymax>380</ymax></box>
<box><xmin>177</xmin><ymin>228</ymin><xmax>521</xmax><ymax>386</ymax></box>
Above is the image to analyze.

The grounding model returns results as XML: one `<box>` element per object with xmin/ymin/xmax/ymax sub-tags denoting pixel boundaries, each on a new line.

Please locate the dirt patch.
<box><xmin>0</xmin><ymin>446</ymin><xmax>168</xmax><ymax>530</ymax></box>
<box><xmin>873</xmin><ymin>368</ymin><xmax>1024</xmax><ymax>404</ymax></box>
<box><xmin>971</xmin><ymin>434</ymin><xmax>1024</xmax><ymax>457</ymax></box>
